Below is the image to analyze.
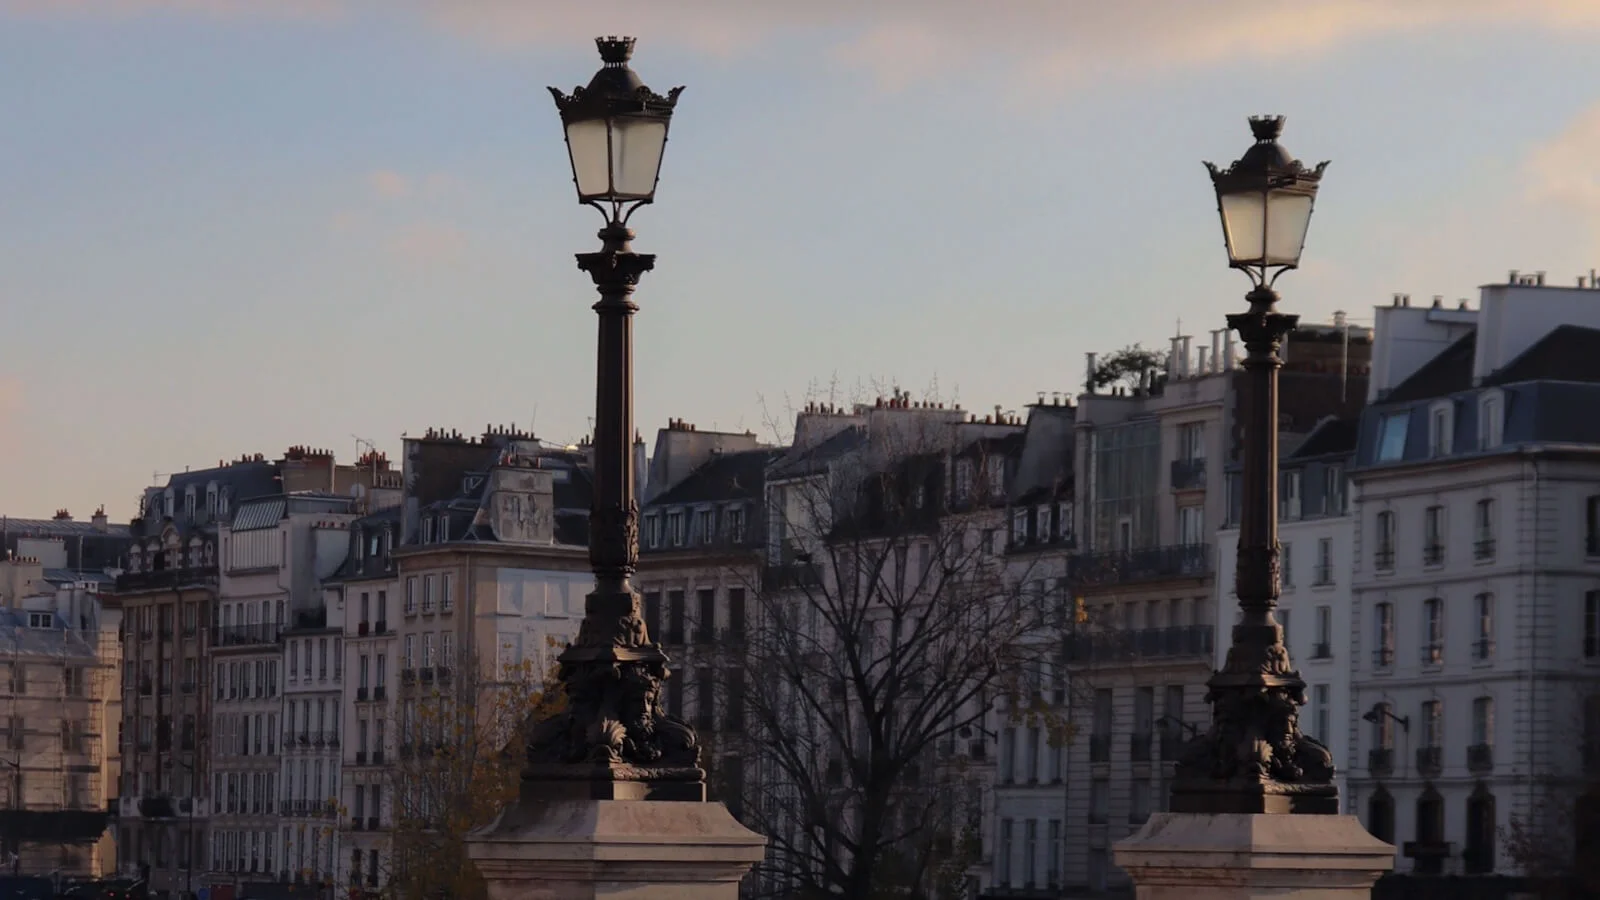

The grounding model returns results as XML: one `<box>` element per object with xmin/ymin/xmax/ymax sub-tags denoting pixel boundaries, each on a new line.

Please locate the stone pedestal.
<box><xmin>1114</xmin><ymin>812</ymin><xmax>1394</xmax><ymax>900</ymax></box>
<box><xmin>467</xmin><ymin>798</ymin><xmax>766</xmax><ymax>900</ymax></box>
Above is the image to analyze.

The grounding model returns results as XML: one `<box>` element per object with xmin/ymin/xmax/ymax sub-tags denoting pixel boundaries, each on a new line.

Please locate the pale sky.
<box><xmin>4</xmin><ymin>0</ymin><xmax>1600</xmax><ymax>521</ymax></box>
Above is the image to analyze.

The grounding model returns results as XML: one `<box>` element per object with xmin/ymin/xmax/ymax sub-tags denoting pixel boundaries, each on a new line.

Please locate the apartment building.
<box><xmin>980</xmin><ymin>397</ymin><xmax>1075</xmax><ymax>898</ymax></box>
<box><xmin>1060</xmin><ymin>322</ymin><xmax>1370</xmax><ymax>894</ymax></box>
<box><xmin>1214</xmin><ymin>416</ymin><xmax>1358</xmax><ymax>808</ymax></box>
<box><xmin>213</xmin><ymin>488</ymin><xmax>357</xmax><ymax>892</ymax></box>
<box><xmin>635</xmin><ymin>419</ymin><xmax>775</xmax><ymax>820</ymax></box>
<box><xmin>330</xmin><ymin>508</ymin><xmax>400</xmax><ymax>896</ymax></box>
<box><xmin>1348</xmin><ymin>278</ymin><xmax>1600</xmax><ymax>876</ymax></box>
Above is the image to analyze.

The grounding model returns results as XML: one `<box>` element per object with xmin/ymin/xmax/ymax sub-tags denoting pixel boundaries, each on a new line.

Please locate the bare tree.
<box><xmin>1503</xmin><ymin>693</ymin><xmax>1600</xmax><ymax>898</ymax></box>
<box><xmin>727</xmin><ymin>407</ymin><xmax>1067</xmax><ymax>899</ymax></box>
<box><xmin>385</xmin><ymin>650</ymin><xmax>563</xmax><ymax>900</ymax></box>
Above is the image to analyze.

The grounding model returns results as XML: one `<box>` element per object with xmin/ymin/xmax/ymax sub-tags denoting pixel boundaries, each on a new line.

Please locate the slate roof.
<box><xmin>0</xmin><ymin>609</ymin><xmax>99</xmax><ymax>660</ymax></box>
<box><xmin>768</xmin><ymin>426</ymin><xmax>868</xmax><ymax>480</ymax></box>
<box><xmin>1288</xmin><ymin>417</ymin><xmax>1359</xmax><ymax>460</ymax></box>
<box><xmin>1382</xmin><ymin>332</ymin><xmax>1477</xmax><ymax>404</ymax></box>
<box><xmin>646</xmin><ymin>449</ymin><xmax>778</xmax><ymax>509</ymax></box>
<box><xmin>327</xmin><ymin>508</ymin><xmax>402</xmax><ymax>582</ymax></box>
<box><xmin>1486</xmin><ymin>324</ymin><xmax>1600</xmax><ymax>386</ymax></box>
<box><xmin>0</xmin><ymin>518</ymin><xmax>130</xmax><ymax>539</ymax></box>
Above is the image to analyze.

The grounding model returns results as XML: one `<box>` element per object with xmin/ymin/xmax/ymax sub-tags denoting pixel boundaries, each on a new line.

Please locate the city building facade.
<box><xmin>1348</xmin><ymin>279</ymin><xmax>1600</xmax><ymax>876</ymax></box>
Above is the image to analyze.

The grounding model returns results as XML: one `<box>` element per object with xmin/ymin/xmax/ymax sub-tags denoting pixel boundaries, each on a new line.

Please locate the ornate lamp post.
<box><xmin>1170</xmin><ymin>116</ymin><xmax>1336</xmax><ymax>815</ymax></box>
<box><xmin>522</xmin><ymin>36</ymin><xmax>704</xmax><ymax>801</ymax></box>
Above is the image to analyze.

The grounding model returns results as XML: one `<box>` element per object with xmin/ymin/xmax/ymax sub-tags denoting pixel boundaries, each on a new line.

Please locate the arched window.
<box><xmin>1464</xmin><ymin>782</ymin><xmax>1496</xmax><ymax>874</ymax></box>
<box><xmin>1414</xmin><ymin>784</ymin><xmax>1446</xmax><ymax>874</ymax></box>
<box><xmin>1366</xmin><ymin>786</ymin><xmax>1394</xmax><ymax>843</ymax></box>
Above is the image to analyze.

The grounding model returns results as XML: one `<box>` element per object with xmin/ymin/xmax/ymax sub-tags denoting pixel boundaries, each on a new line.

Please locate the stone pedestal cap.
<box><xmin>1114</xmin><ymin>812</ymin><xmax>1394</xmax><ymax>899</ymax></box>
<box><xmin>467</xmin><ymin>799</ymin><xmax>766</xmax><ymax>900</ymax></box>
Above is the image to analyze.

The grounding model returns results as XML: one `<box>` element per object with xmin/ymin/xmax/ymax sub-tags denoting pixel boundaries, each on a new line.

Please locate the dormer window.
<box><xmin>643</xmin><ymin>514</ymin><xmax>662</xmax><ymax>548</ymax></box>
<box><xmin>1057</xmin><ymin>502</ymin><xmax>1074</xmax><ymax>541</ymax></box>
<box><xmin>1376</xmin><ymin>412</ymin><xmax>1409</xmax><ymax>462</ymax></box>
<box><xmin>725</xmin><ymin>506</ymin><xmax>746</xmax><ymax>543</ymax></box>
<box><xmin>697</xmin><ymin>509</ymin><xmax>715</xmax><ymax>545</ymax></box>
<box><xmin>667</xmin><ymin>510</ymin><xmax>685</xmax><ymax>547</ymax></box>
<box><xmin>206</xmin><ymin>483</ymin><xmax>218</xmax><ymax>519</ymax></box>
<box><xmin>437</xmin><ymin>515</ymin><xmax>449</xmax><ymax>543</ymax></box>
<box><xmin>355</xmin><ymin>530</ymin><xmax>365</xmax><ymax>563</ymax></box>
<box><xmin>1428</xmin><ymin>401</ymin><xmax>1454</xmax><ymax>457</ymax></box>
<box><xmin>986</xmin><ymin>458</ymin><xmax>1004</xmax><ymax>497</ymax></box>
<box><xmin>163</xmin><ymin>489</ymin><xmax>175</xmax><ymax>518</ymax></box>
<box><xmin>1479</xmin><ymin>390</ymin><xmax>1503</xmax><ymax>450</ymax></box>
<box><xmin>422</xmin><ymin>517</ymin><xmax>434</xmax><ymax>544</ymax></box>
<box><xmin>184</xmin><ymin>487</ymin><xmax>197</xmax><ymax>520</ymax></box>
<box><xmin>954</xmin><ymin>460</ymin><xmax>974</xmax><ymax>501</ymax></box>
<box><xmin>1035</xmin><ymin>505</ymin><xmax>1052</xmax><ymax>541</ymax></box>
<box><xmin>1011</xmin><ymin>508</ymin><xmax>1028</xmax><ymax>545</ymax></box>
<box><xmin>218</xmin><ymin>488</ymin><xmax>231</xmax><ymax>519</ymax></box>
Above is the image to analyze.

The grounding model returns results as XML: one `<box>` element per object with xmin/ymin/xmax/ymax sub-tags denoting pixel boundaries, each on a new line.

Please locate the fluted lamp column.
<box><xmin>466</xmin><ymin>37</ymin><xmax>764</xmax><ymax>900</ymax></box>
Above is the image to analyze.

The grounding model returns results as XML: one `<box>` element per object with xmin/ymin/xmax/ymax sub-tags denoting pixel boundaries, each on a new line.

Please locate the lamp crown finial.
<box><xmin>1249</xmin><ymin>115</ymin><xmax>1285</xmax><ymax>142</ymax></box>
<box><xmin>595</xmin><ymin>35</ymin><xmax>636</xmax><ymax>66</ymax></box>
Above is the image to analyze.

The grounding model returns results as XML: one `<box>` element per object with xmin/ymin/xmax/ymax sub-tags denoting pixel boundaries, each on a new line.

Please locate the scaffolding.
<box><xmin>0</xmin><ymin>606</ymin><xmax>114</xmax><ymax>877</ymax></box>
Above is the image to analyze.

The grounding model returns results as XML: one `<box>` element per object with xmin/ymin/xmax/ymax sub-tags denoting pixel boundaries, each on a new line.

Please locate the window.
<box><xmin>441</xmin><ymin>573</ymin><xmax>453</xmax><ymax>613</ymax></box>
<box><xmin>1178</xmin><ymin>422</ymin><xmax>1205</xmax><ymax>460</ymax></box>
<box><xmin>1422</xmin><ymin>598</ymin><xmax>1443</xmax><ymax>664</ymax></box>
<box><xmin>1372</xmin><ymin>702</ymin><xmax>1395</xmax><ymax>750</ymax></box>
<box><xmin>1472</xmin><ymin>696</ymin><xmax>1494</xmax><ymax>747</ymax></box>
<box><xmin>1281</xmin><ymin>471</ymin><xmax>1302</xmax><ymax>520</ymax></box>
<box><xmin>1314</xmin><ymin>538</ymin><xmax>1333</xmax><ymax>585</ymax></box>
<box><xmin>1279</xmin><ymin>608</ymin><xmax>1291</xmax><ymax>648</ymax></box>
<box><xmin>1035</xmin><ymin>505</ymin><xmax>1051</xmax><ymax>542</ymax></box>
<box><xmin>1314</xmin><ymin>606</ymin><xmax>1332</xmax><ymax>658</ymax></box>
<box><xmin>403</xmin><ymin>636</ymin><xmax>414</xmax><ymax>669</ymax></box>
<box><xmin>1057</xmin><ymin>502</ymin><xmax>1074</xmax><ymax>541</ymax></box>
<box><xmin>1023</xmin><ymin>819</ymin><xmax>1038</xmax><ymax>887</ymax></box>
<box><xmin>1428</xmin><ymin>401</ymin><xmax>1453</xmax><ymax>457</ymax></box>
<box><xmin>986</xmin><ymin>457</ymin><xmax>1004</xmax><ymax>498</ymax></box>
<box><xmin>1322</xmin><ymin>465</ymin><xmax>1345</xmax><ymax>514</ymax></box>
<box><xmin>1587</xmin><ymin>590</ymin><xmax>1600</xmax><ymax>659</ymax></box>
<box><xmin>667</xmin><ymin>510</ymin><xmax>685</xmax><ymax>546</ymax></box>
<box><xmin>1474</xmin><ymin>498</ymin><xmax>1495</xmax><ymax>560</ymax></box>
<box><xmin>1376</xmin><ymin>412</ymin><xmax>1409</xmax><ymax>462</ymax></box>
<box><xmin>404</xmin><ymin>578</ymin><xmax>417</xmax><ymax>615</ymax></box>
<box><xmin>1474</xmin><ymin>593</ymin><xmax>1494</xmax><ymax>660</ymax></box>
<box><xmin>1465</xmin><ymin>785</ymin><xmax>1497</xmax><ymax>874</ymax></box>
<box><xmin>1178</xmin><ymin>505</ymin><xmax>1204</xmax><ymax>546</ymax></box>
<box><xmin>1011</xmin><ymin>508</ymin><xmax>1029</xmax><ymax>545</ymax></box>
<box><xmin>997</xmin><ymin>819</ymin><xmax>1012</xmax><ymax>887</ymax></box>
<box><xmin>954</xmin><ymin>460</ymin><xmax>974</xmax><ymax>502</ymax></box>
<box><xmin>1374</xmin><ymin>602</ymin><xmax>1395</xmax><ymax>667</ymax></box>
<box><xmin>1088</xmin><ymin>779</ymin><xmax>1108</xmax><ymax>824</ymax></box>
<box><xmin>1423</xmin><ymin>505</ymin><xmax>1445</xmax><ymax>565</ymax></box>
<box><xmin>1281</xmin><ymin>542</ymin><xmax>1293</xmax><ymax>588</ymax></box>
<box><xmin>1374</xmin><ymin>511</ymin><xmax>1396</xmax><ymax>570</ymax></box>
<box><xmin>421</xmin><ymin>517</ymin><xmax>433</xmax><ymax>544</ymax></box>
<box><xmin>1421</xmin><ymin>700</ymin><xmax>1442</xmax><ymax>748</ymax></box>
<box><xmin>1047</xmin><ymin>820</ymin><xmax>1062</xmax><ymax>888</ymax></box>
<box><xmin>441</xmin><ymin>632</ymin><xmax>454</xmax><ymax>667</ymax></box>
<box><xmin>1589</xmin><ymin>496</ymin><xmax>1600</xmax><ymax>556</ymax></box>
<box><xmin>422</xmin><ymin>575</ymin><xmax>435</xmax><ymax>614</ymax></box>
<box><xmin>1129</xmin><ymin>780</ymin><xmax>1150</xmax><ymax>825</ymax></box>
<box><xmin>1479</xmin><ymin>390</ymin><xmax>1503</xmax><ymax>449</ymax></box>
<box><xmin>644</xmin><ymin>515</ymin><xmax>661</xmax><ymax>548</ymax></box>
<box><xmin>696</xmin><ymin>508</ymin><xmax>714</xmax><ymax>544</ymax></box>
<box><xmin>1312</xmin><ymin>684</ymin><xmax>1330</xmax><ymax>743</ymax></box>
<box><xmin>1367</xmin><ymin>788</ymin><xmax>1395</xmax><ymax>843</ymax></box>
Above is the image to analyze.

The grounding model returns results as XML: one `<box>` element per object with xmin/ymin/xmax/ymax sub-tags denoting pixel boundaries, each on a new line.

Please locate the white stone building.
<box><xmin>1347</xmin><ymin>276</ymin><xmax>1600</xmax><ymax>876</ymax></box>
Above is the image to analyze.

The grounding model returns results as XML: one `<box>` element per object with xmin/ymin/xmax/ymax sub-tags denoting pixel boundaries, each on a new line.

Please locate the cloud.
<box><xmin>415</xmin><ymin>0</ymin><xmax>1600</xmax><ymax>90</ymax></box>
<box><xmin>366</xmin><ymin>169</ymin><xmax>412</xmax><ymax>199</ymax></box>
<box><xmin>1525</xmin><ymin>103</ymin><xmax>1600</xmax><ymax>214</ymax></box>
<box><xmin>12</xmin><ymin>0</ymin><xmax>1600</xmax><ymax>90</ymax></box>
<box><xmin>0</xmin><ymin>0</ymin><xmax>336</xmax><ymax>19</ymax></box>
<box><xmin>389</xmin><ymin>222</ymin><xmax>467</xmax><ymax>265</ymax></box>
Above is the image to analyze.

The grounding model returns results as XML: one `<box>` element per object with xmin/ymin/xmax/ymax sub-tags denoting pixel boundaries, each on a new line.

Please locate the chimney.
<box><xmin>1210</xmin><ymin>330</ymin><xmax>1223</xmax><ymax>374</ymax></box>
<box><xmin>91</xmin><ymin>507</ymin><xmax>107</xmax><ymax>531</ymax></box>
<box><xmin>53</xmin><ymin>509</ymin><xmax>71</xmax><ymax>521</ymax></box>
<box><xmin>1085</xmin><ymin>353</ymin><xmax>1098</xmax><ymax>393</ymax></box>
<box><xmin>1195</xmin><ymin>346</ymin><xmax>1209</xmax><ymax>374</ymax></box>
<box><xmin>1169</xmin><ymin>337</ymin><xmax>1183</xmax><ymax>379</ymax></box>
<box><xmin>1333</xmin><ymin>310</ymin><xmax>1347</xmax><ymax>328</ymax></box>
<box><xmin>1222</xmin><ymin>330</ymin><xmax>1236</xmax><ymax>371</ymax></box>
<box><xmin>1180</xmin><ymin>336</ymin><xmax>1193</xmax><ymax>378</ymax></box>
<box><xmin>1508</xmin><ymin>269</ymin><xmax>1519</xmax><ymax>283</ymax></box>
<box><xmin>1536</xmin><ymin>271</ymin><xmax>1547</xmax><ymax>286</ymax></box>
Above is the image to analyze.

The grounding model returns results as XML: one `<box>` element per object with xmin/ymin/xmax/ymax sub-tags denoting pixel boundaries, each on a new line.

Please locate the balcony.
<box><xmin>1467</xmin><ymin>743</ymin><xmax>1493</xmax><ymax>773</ymax></box>
<box><xmin>1416</xmin><ymin>745</ymin><xmax>1443</xmax><ymax>776</ymax></box>
<box><xmin>1312</xmin><ymin>565</ymin><xmax>1333</xmax><ymax>586</ymax></box>
<box><xmin>114</xmin><ymin>567</ymin><xmax>217</xmax><ymax>594</ymax></box>
<box><xmin>356</xmin><ymin>687</ymin><xmax>369</xmax><ymax>702</ymax></box>
<box><xmin>1088</xmin><ymin>734</ymin><xmax>1111</xmax><ymax>763</ymax></box>
<box><xmin>401</xmin><ymin>668</ymin><xmax>416</xmax><ymax>685</ymax></box>
<box><xmin>420</xmin><ymin>667</ymin><xmax>435</xmax><ymax>685</ymax></box>
<box><xmin>1310</xmin><ymin>642</ymin><xmax>1332</xmax><ymax>660</ymax></box>
<box><xmin>355</xmin><ymin>751</ymin><xmax>367</xmax><ymax>765</ymax></box>
<box><xmin>138</xmin><ymin>796</ymin><xmax>177</xmax><ymax>819</ymax></box>
<box><xmin>762</xmin><ymin>560</ymin><xmax>822</xmax><ymax>591</ymax></box>
<box><xmin>1368</xmin><ymin>748</ymin><xmax>1394</xmax><ymax>775</ymax></box>
<box><xmin>1066</xmin><ymin>544</ymin><xmax>1211</xmax><ymax>588</ymax></box>
<box><xmin>371</xmin><ymin>750</ymin><xmax>385</xmax><ymax>765</ymax></box>
<box><xmin>373</xmin><ymin>686</ymin><xmax>387</xmax><ymax>701</ymax></box>
<box><xmin>1420</xmin><ymin>643</ymin><xmax>1443</xmax><ymax>666</ymax></box>
<box><xmin>1372</xmin><ymin>647</ymin><xmax>1395</xmax><ymax>668</ymax></box>
<box><xmin>1422</xmin><ymin>544</ymin><xmax>1444</xmax><ymax>566</ymax></box>
<box><xmin>1474</xmin><ymin>539</ymin><xmax>1496</xmax><ymax>561</ymax></box>
<box><xmin>357</xmin><ymin>622</ymin><xmax>370</xmax><ymax>636</ymax></box>
<box><xmin>1472</xmin><ymin>639</ymin><xmax>1494</xmax><ymax>661</ymax></box>
<box><xmin>1170</xmin><ymin>458</ymin><xmax>1206</xmax><ymax>491</ymax></box>
<box><xmin>213</xmin><ymin>623</ymin><xmax>282</xmax><ymax>647</ymax></box>
<box><xmin>1374</xmin><ymin>548</ymin><xmax>1395</xmax><ymax>570</ymax></box>
<box><xmin>1129</xmin><ymin>732</ymin><xmax>1152</xmax><ymax>762</ymax></box>
<box><xmin>374</xmin><ymin>620</ymin><xmax>389</xmax><ymax>634</ymax></box>
<box><xmin>1063</xmin><ymin>625</ymin><xmax>1214</xmax><ymax>665</ymax></box>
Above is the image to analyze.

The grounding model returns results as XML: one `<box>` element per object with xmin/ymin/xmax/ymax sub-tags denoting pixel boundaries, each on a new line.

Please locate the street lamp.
<box><xmin>1170</xmin><ymin>116</ymin><xmax>1337</xmax><ymax>815</ymax></box>
<box><xmin>523</xmin><ymin>37</ymin><xmax>703</xmax><ymax>801</ymax></box>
